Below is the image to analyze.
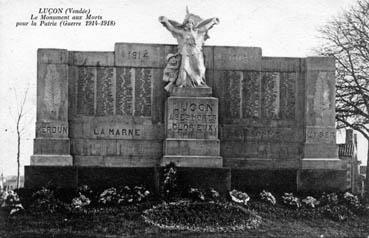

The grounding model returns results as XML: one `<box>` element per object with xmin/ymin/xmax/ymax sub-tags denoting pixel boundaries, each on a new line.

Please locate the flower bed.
<box><xmin>142</xmin><ymin>201</ymin><xmax>261</xmax><ymax>232</ymax></box>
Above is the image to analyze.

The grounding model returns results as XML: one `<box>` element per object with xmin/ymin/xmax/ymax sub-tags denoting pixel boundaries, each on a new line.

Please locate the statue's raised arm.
<box><xmin>197</xmin><ymin>17</ymin><xmax>220</xmax><ymax>33</ymax></box>
<box><xmin>158</xmin><ymin>16</ymin><xmax>183</xmax><ymax>37</ymax></box>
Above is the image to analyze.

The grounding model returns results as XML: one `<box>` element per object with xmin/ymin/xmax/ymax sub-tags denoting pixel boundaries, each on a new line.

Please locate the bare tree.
<box><xmin>318</xmin><ymin>0</ymin><xmax>369</xmax><ymax>194</ymax></box>
<box><xmin>9</xmin><ymin>86</ymin><xmax>29</xmax><ymax>189</ymax></box>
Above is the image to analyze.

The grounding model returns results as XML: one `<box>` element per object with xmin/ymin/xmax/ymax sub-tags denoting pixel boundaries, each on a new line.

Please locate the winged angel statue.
<box><xmin>159</xmin><ymin>8</ymin><xmax>219</xmax><ymax>92</ymax></box>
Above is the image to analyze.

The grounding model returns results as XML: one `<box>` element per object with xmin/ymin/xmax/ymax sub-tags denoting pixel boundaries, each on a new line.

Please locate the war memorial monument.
<box><xmin>25</xmin><ymin>9</ymin><xmax>346</xmax><ymax>193</ymax></box>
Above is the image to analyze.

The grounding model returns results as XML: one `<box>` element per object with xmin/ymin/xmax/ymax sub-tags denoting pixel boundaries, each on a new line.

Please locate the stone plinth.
<box><xmin>31</xmin><ymin>49</ymin><xmax>73</xmax><ymax>166</ymax></box>
<box><xmin>161</xmin><ymin>87</ymin><xmax>223</xmax><ymax>167</ymax></box>
<box><xmin>298</xmin><ymin>56</ymin><xmax>344</xmax><ymax>191</ymax></box>
<box><xmin>302</xmin><ymin>57</ymin><xmax>340</xmax><ymax>166</ymax></box>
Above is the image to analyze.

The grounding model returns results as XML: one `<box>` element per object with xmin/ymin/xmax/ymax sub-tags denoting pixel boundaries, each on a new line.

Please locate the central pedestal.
<box><xmin>161</xmin><ymin>87</ymin><xmax>223</xmax><ymax>167</ymax></box>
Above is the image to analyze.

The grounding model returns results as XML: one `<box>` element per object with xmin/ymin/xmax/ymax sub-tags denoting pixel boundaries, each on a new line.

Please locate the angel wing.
<box><xmin>196</xmin><ymin>18</ymin><xmax>216</xmax><ymax>40</ymax></box>
<box><xmin>197</xmin><ymin>18</ymin><xmax>218</xmax><ymax>31</ymax></box>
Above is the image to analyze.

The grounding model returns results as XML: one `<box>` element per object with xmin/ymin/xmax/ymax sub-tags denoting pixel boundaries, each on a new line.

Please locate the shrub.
<box><xmin>320</xmin><ymin>192</ymin><xmax>338</xmax><ymax>206</ymax></box>
<box><xmin>260</xmin><ymin>190</ymin><xmax>276</xmax><ymax>205</ymax></box>
<box><xmin>343</xmin><ymin>192</ymin><xmax>360</xmax><ymax>210</ymax></box>
<box><xmin>30</xmin><ymin>187</ymin><xmax>62</xmax><ymax>213</ymax></box>
<box><xmin>187</xmin><ymin>188</ymin><xmax>205</xmax><ymax>202</ymax></box>
<box><xmin>77</xmin><ymin>185</ymin><xmax>93</xmax><ymax>197</ymax></box>
<box><xmin>70</xmin><ymin>193</ymin><xmax>91</xmax><ymax>212</ymax></box>
<box><xmin>301</xmin><ymin>196</ymin><xmax>319</xmax><ymax>208</ymax></box>
<box><xmin>162</xmin><ymin>162</ymin><xmax>177</xmax><ymax>200</ymax></box>
<box><xmin>0</xmin><ymin>190</ymin><xmax>24</xmax><ymax>215</ymax></box>
<box><xmin>229</xmin><ymin>189</ymin><xmax>250</xmax><ymax>205</ymax></box>
<box><xmin>131</xmin><ymin>186</ymin><xmax>151</xmax><ymax>203</ymax></box>
<box><xmin>98</xmin><ymin>186</ymin><xmax>151</xmax><ymax>206</ymax></box>
<box><xmin>208</xmin><ymin>188</ymin><xmax>220</xmax><ymax>201</ymax></box>
<box><xmin>281</xmin><ymin>193</ymin><xmax>301</xmax><ymax>209</ymax></box>
<box><xmin>320</xmin><ymin>204</ymin><xmax>353</xmax><ymax>222</ymax></box>
<box><xmin>99</xmin><ymin>187</ymin><xmax>121</xmax><ymax>206</ymax></box>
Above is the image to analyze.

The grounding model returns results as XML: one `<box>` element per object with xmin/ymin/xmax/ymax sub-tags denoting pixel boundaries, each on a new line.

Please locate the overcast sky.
<box><xmin>0</xmin><ymin>0</ymin><xmax>366</xmax><ymax>176</ymax></box>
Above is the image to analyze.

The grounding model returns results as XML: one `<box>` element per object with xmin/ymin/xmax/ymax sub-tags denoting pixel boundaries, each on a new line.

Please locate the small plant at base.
<box><xmin>187</xmin><ymin>188</ymin><xmax>205</xmax><ymax>202</ymax></box>
<box><xmin>98</xmin><ymin>187</ymin><xmax>120</xmax><ymax>206</ymax></box>
<box><xmin>77</xmin><ymin>185</ymin><xmax>93</xmax><ymax>197</ymax></box>
<box><xmin>343</xmin><ymin>192</ymin><xmax>360</xmax><ymax>210</ymax></box>
<box><xmin>302</xmin><ymin>196</ymin><xmax>319</xmax><ymax>208</ymax></box>
<box><xmin>162</xmin><ymin>162</ymin><xmax>177</xmax><ymax>200</ymax></box>
<box><xmin>209</xmin><ymin>188</ymin><xmax>220</xmax><ymax>200</ymax></box>
<box><xmin>260</xmin><ymin>190</ymin><xmax>276</xmax><ymax>205</ymax></box>
<box><xmin>132</xmin><ymin>186</ymin><xmax>151</xmax><ymax>203</ymax></box>
<box><xmin>0</xmin><ymin>190</ymin><xmax>24</xmax><ymax>215</ymax></box>
<box><xmin>229</xmin><ymin>189</ymin><xmax>250</xmax><ymax>205</ymax></box>
<box><xmin>31</xmin><ymin>187</ymin><xmax>60</xmax><ymax>213</ymax></box>
<box><xmin>71</xmin><ymin>193</ymin><xmax>91</xmax><ymax>212</ymax></box>
<box><xmin>98</xmin><ymin>186</ymin><xmax>151</xmax><ymax>206</ymax></box>
<box><xmin>282</xmin><ymin>193</ymin><xmax>301</xmax><ymax>209</ymax></box>
<box><xmin>321</xmin><ymin>204</ymin><xmax>352</xmax><ymax>222</ymax></box>
<box><xmin>320</xmin><ymin>193</ymin><xmax>338</xmax><ymax>206</ymax></box>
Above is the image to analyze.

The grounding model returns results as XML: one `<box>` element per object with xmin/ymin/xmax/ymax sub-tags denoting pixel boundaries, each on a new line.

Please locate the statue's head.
<box><xmin>183</xmin><ymin>7</ymin><xmax>202</xmax><ymax>30</ymax></box>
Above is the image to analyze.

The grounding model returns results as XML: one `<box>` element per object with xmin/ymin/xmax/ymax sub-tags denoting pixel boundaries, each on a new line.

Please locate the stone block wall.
<box><xmin>31</xmin><ymin>43</ymin><xmax>343</xmax><ymax>185</ymax></box>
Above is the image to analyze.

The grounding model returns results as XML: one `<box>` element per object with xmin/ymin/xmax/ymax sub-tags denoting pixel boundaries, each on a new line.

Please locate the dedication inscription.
<box><xmin>166</xmin><ymin>98</ymin><xmax>218</xmax><ymax>139</ymax></box>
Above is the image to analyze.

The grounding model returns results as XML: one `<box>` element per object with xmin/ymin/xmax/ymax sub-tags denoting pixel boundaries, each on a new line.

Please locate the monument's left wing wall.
<box><xmin>66</xmin><ymin>43</ymin><xmax>173</xmax><ymax>167</ymax></box>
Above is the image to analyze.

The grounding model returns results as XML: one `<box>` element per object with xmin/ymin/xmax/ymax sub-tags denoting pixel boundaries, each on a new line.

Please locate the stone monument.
<box><xmin>159</xmin><ymin>9</ymin><xmax>222</xmax><ymax>167</ymax></box>
<box><xmin>25</xmin><ymin>9</ymin><xmax>347</xmax><ymax>192</ymax></box>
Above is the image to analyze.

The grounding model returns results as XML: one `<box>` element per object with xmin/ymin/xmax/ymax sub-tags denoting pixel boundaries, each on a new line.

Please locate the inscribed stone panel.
<box><xmin>242</xmin><ymin>71</ymin><xmax>260</xmax><ymax>119</ymax></box>
<box><xmin>68</xmin><ymin>66</ymin><xmax>78</xmax><ymax>117</ymax></box>
<box><xmin>219</xmin><ymin>71</ymin><xmax>242</xmax><ymax>119</ymax></box>
<box><xmin>96</xmin><ymin>67</ymin><xmax>115</xmax><ymax>116</ymax></box>
<box><xmin>77</xmin><ymin>67</ymin><xmax>96</xmax><ymax>115</ymax></box>
<box><xmin>116</xmin><ymin>67</ymin><xmax>133</xmax><ymax>116</ymax></box>
<box><xmin>38</xmin><ymin>64</ymin><xmax>68</xmax><ymax>121</ymax></box>
<box><xmin>261</xmin><ymin>72</ymin><xmax>280</xmax><ymax>120</ymax></box>
<box><xmin>279</xmin><ymin>72</ymin><xmax>296</xmax><ymax>120</ymax></box>
<box><xmin>134</xmin><ymin>68</ymin><xmax>152</xmax><ymax>117</ymax></box>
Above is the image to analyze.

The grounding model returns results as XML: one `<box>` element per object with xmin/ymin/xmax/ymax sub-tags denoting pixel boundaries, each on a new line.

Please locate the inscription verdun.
<box><xmin>36</xmin><ymin>124</ymin><xmax>68</xmax><ymax>137</ymax></box>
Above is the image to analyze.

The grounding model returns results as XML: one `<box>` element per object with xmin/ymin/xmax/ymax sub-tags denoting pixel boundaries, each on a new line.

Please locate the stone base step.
<box><xmin>170</xmin><ymin>87</ymin><xmax>212</xmax><ymax>97</ymax></box>
<box><xmin>161</xmin><ymin>155</ymin><xmax>223</xmax><ymax>168</ymax></box>
<box><xmin>31</xmin><ymin>154</ymin><xmax>73</xmax><ymax>166</ymax></box>
<box><xmin>164</xmin><ymin>138</ymin><xmax>220</xmax><ymax>156</ymax></box>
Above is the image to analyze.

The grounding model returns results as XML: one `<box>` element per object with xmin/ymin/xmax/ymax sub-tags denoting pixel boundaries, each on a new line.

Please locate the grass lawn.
<box><xmin>1</xmin><ymin>200</ymin><xmax>369</xmax><ymax>238</ymax></box>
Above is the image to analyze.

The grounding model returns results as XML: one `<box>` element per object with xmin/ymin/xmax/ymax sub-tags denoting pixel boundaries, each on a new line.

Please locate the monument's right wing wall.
<box><xmin>209</xmin><ymin>47</ymin><xmax>306</xmax><ymax>169</ymax></box>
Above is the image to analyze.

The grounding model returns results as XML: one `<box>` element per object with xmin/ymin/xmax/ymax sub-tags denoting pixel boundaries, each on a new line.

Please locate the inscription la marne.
<box><xmin>93</xmin><ymin>128</ymin><xmax>140</xmax><ymax>137</ymax></box>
